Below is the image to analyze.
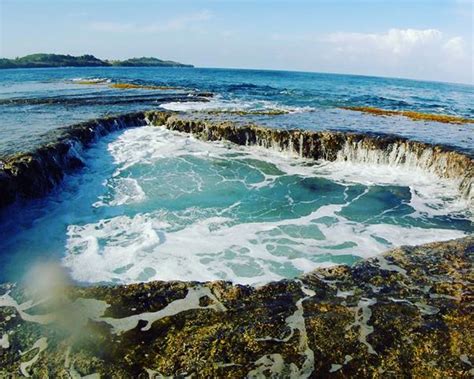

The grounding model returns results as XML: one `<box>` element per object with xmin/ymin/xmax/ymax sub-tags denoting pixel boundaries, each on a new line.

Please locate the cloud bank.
<box><xmin>321</xmin><ymin>28</ymin><xmax>471</xmax><ymax>83</ymax></box>
<box><xmin>270</xmin><ymin>28</ymin><xmax>472</xmax><ymax>83</ymax></box>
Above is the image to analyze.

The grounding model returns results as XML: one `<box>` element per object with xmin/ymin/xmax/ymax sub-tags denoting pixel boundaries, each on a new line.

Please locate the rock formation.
<box><xmin>0</xmin><ymin>110</ymin><xmax>472</xmax><ymax>209</ymax></box>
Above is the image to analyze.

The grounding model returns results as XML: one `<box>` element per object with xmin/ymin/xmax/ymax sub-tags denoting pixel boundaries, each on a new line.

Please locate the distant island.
<box><xmin>0</xmin><ymin>53</ymin><xmax>193</xmax><ymax>69</ymax></box>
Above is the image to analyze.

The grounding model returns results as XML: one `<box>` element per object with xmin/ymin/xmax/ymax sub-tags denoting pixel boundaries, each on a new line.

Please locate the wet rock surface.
<box><xmin>0</xmin><ymin>110</ymin><xmax>472</xmax><ymax>210</ymax></box>
<box><xmin>0</xmin><ymin>237</ymin><xmax>472</xmax><ymax>377</ymax></box>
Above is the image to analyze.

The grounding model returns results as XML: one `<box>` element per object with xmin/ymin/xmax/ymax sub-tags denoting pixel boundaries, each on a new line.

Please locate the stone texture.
<box><xmin>0</xmin><ymin>237</ymin><xmax>472</xmax><ymax>377</ymax></box>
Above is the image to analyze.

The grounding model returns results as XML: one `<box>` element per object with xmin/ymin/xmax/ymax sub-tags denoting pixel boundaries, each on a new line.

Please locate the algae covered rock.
<box><xmin>0</xmin><ymin>237</ymin><xmax>472</xmax><ymax>377</ymax></box>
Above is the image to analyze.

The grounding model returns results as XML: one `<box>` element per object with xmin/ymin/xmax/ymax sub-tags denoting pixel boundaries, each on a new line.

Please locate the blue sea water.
<box><xmin>0</xmin><ymin>67</ymin><xmax>473</xmax><ymax>156</ymax></box>
<box><xmin>0</xmin><ymin>67</ymin><xmax>472</xmax><ymax>285</ymax></box>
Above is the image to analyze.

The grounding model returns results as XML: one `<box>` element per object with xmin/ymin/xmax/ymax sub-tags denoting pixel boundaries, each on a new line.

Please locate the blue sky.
<box><xmin>1</xmin><ymin>0</ymin><xmax>472</xmax><ymax>83</ymax></box>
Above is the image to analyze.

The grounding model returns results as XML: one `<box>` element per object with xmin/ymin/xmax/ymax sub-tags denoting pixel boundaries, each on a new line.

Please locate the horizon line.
<box><xmin>1</xmin><ymin>52</ymin><xmax>472</xmax><ymax>86</ymax></box>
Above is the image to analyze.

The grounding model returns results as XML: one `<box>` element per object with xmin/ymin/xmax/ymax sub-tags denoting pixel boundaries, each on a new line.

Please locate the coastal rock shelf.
<box><xmin>0</xmin><ymin>112</ymin><xmax>153</xmax><ymax>208</ymax></box>
<box><xmin>0</xmin><ymin>110</ymin><xmax>473</xmax><ymax>210</ymax></box>
<box><xmin>0</xmin><ymin>237</ymin><xmax>472</xmax><ymax>377</ymax></box>
<box><xmin>0</xmin><ymin>111</ymin><xmax>473</xmax><ymax>377</ymax></box>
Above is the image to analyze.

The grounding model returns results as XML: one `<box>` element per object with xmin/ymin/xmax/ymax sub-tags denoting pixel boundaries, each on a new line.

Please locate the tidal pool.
<box><xmin>0</xmin><ymin>126</ymin><xmax>471</xmax><ymax>285</ymax></box>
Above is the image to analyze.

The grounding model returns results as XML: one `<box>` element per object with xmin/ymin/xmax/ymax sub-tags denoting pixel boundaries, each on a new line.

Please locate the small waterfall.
<box><xmin>0</xmin><ymin>110</ymin><xmax>472</xmax><ymax>209</ymax></box>
<box><xmin>299</xmin><ymin>134</ymin><xmax>304</xmax><ymax>158</ymax></box>
<box><xmin>158</xmin><ymin>115</ymin><xmax>473</xmax><ymax>204</ymax></box>
<box><xmin>288</xmin><ymin>136</ymin><xmax>294</xmax><ymax>156</ymax></box>
<box><xmin>0</xmin><ymin>112</ymin><xmax>149</xmax><ymax>209</ymax></box>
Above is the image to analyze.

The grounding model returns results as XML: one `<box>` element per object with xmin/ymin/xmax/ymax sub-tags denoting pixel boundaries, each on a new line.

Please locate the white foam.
<box><xmin>160</xmin><ymin>95</ymin><xmax>314</xmax><ymax>114</ymax></box>
<box><xmin>92</xmin><ymin>286</ymin><xmax>226</xmax><ymax>335</ymax></box>
<box><xmin>20</xmin><ymin>337</ymin><xmax>48</xmax><ymax>377</ymax></box>
<box><xmin>70</xmin><ymin>77</ymin><xmax>111</xmax><ymax>84</ymax></box>
<box><xmin>0</xmin><ymin>292</ymin><xmax>55</xmax><ymax>325</ymax></box>
<box><xmin>60</xmin><ymin>126</ymin><xmax>469</xmax><ymax>285</ymax></box>
<box><xmin>63</xmin><ymin>206</ymin><xmax>464</xmax><ymax>285</ymax></box>
<box><xmin>346</xmin><ymin>298</ymin><xmax>377</xmax><ymax>355</ymax></box>
<box><xmin>0</xmin><ymin>333</ymin><xmax>9</xmax><ymax>349</ymax></box>
<box><xmin>94</xmin><ymin>177</ymin><xmax>146</xmax><ymax>207</ymax></box>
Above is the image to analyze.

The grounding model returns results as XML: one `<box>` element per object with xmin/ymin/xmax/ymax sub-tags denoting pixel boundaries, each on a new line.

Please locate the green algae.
<box><xmin>342</xmin><ymin>106</ymin><xmax>474</xmax><ymax>125</ymax></box>
<box><xmin>73</xmin><ymin>80</ymin><xmax>183</xmax><ymax>91</ymax></box>
<box><xmin>202</xmin><ymin>109</ymin><xmax>290</xmax><ymax>116</ymax></box>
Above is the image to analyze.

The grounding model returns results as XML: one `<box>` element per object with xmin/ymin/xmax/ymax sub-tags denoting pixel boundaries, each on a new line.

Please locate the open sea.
<box><xmin>0</xmin><ymin>67</ymin><xmax>472</xmax><ymax>285</ymax></box>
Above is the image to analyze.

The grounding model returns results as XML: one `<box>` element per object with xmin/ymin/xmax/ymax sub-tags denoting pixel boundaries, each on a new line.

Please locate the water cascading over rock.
<box><xmin>0</xmin><ymin>110</ymin><xmax>472</xmax><ymax>209</ymax></box>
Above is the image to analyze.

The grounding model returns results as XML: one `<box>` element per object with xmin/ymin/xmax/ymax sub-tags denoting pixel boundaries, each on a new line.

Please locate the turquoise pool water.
<box><xmin>0</xmin><ymin>125</ymin><xmax>470</xmax><ymax>285</ymax></box>
<box><xmin>0</xmin><ymin>67</ymin><xmax>472</xmax><ymax>284</ymax></box>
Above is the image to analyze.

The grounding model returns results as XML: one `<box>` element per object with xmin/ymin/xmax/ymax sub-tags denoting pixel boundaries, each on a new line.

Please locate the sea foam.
<box><xmin>56</xmin><ymin>126</ymin><xmax>470</xmax><ymax>285</ymax></box>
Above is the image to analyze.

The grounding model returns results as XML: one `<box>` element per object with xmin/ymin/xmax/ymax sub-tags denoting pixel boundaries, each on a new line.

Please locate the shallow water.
<box><xmin>0</xmin><ymin>126</ymin><xmax>471</xmax><ymax>285</ymax></box>
<box><xmin>0</xmin><ymin>67</ymin><xmax>473</xmax><ymax>157</ymax></box>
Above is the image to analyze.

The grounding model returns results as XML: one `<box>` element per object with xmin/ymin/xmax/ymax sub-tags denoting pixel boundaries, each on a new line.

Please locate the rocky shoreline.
<box><xmin>0</xmin><ymin>111</ymin><xmax>472</xmax><ymax>377</ymax></box>
<box><xmin>0</xmin><ymin>236</ymin><xmax>472</xmax><ymax>377</ymax></box>
<box><xmin>0</xmin><ymin>110</ymin><xmax>473</xmax><ymax>209</ymax></box>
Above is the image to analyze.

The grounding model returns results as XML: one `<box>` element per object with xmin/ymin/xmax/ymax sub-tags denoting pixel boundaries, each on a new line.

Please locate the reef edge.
<box><xmin>0</xmin><ymin>110</ymin><xmax>472</xmax><ymax>210</ymax></box>
<box><xmin>0</xmin><ymin>236</ymin><xmax>472</xmax><ymax>377</ymax></box>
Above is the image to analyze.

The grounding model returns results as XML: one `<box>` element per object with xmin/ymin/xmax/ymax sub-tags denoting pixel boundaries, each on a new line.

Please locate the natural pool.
<box><xmin>0</xmin><ymin>125</ymin><xmax>471</xmax><ymax>285</ymax></box>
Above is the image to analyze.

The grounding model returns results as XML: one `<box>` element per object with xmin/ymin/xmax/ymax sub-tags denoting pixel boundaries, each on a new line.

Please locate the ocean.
<box><xmin>0</xmin><ymin>67</ymin><xmax>472</xmax><ymax>284</ymax></box>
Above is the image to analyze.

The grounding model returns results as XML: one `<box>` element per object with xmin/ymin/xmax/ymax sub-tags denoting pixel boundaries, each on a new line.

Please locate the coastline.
<box><xmin>2</xmin><ymin>0</ymin><xmax>473</xmax><ymax>376</ymax></box>
<box><xmin>0</xmin><ymin>54</ymin><xmax>194</xmax><ymax>70</ymax></box>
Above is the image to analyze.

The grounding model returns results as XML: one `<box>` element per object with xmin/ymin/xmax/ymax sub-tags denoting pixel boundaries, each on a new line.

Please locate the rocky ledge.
<box><xmin>0</xmin><ymin>110</ymin><xmax>473</xmax><ymax>210</ymax></box>
<box><xmin>0</xmin><ymin>237</ymin><xmax>472</xmax><ymax>377</ymax></box>
<box><xmin>160</xmin><ymin>113</ymin><xmax>473</xmax><ymax>203</ymax></box>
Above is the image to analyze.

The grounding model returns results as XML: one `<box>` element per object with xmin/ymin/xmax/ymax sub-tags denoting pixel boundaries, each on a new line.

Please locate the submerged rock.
<box><xmin>0</xmin><ymin>237</ymin><xmax>472</xmax><ymax>377</ymax></box>
<box><xmin>341</xmin><ymin>105</ymin><xmax>474</xmax><ymax>125</ymax></box>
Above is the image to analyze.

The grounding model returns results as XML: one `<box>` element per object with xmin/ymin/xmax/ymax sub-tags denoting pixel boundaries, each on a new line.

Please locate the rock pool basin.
<box><xmin>0</xmin><ymin>112</ymin><xmax>472</xmax><ymax>377</ymax></box>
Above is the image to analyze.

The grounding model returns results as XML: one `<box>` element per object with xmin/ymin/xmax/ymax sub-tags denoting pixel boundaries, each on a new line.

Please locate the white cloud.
<box><xmin>152</xmin><ymin>10</ymin><xmax>212</xmax><ymax>32</ymax></box>
<box><xmin>263</xmin><ymin>28</ymin><xmax>472</xmax><ymax>83</ymax></box>
<box><xmin>324</xmin><ymin>29</ymin><xmax>443</xmax><ymax>55</ymax></box>
<box><xmin>443</xmin><ymin>36</ymin><xmax>466</xmax><ymax>59</ymax></box>
<box><xmin>88</xmin><ymin>10</ymin><xmax>212</xmax><ymax>33</ymax></box>
<box><xmin>317</xmin><ymin>28</ymin><xmax>472</xmax><ymax>83</ymax></box>
<box><xmin>88</xmin><ymin>22</ymin><xmax>134</xmax><ymax>33</ymax></box>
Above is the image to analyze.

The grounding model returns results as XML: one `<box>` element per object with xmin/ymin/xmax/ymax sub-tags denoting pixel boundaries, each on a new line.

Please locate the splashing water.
<box><xmin>0</xmin><ymin>126</ymin><xmax>470</xmax><ymax>285</ymax></box>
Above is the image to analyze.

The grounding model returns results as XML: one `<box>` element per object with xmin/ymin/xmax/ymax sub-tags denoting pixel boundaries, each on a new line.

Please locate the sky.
<box><xmin>0</xmin><ymin>0</ymin><xmax>473</xmax><ymax>84</ymax></box>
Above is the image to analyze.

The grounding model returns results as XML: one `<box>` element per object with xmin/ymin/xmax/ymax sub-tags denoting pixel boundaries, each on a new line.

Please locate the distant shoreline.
<box><xmin>0</xmin><ymin>53</ymin><xmax>193</xmax><ymax>69</ymax></box>
<box><xmin>1</xmin><ymin>56</ymin><xmax>472</xmax><ymax>87</ymax></box>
